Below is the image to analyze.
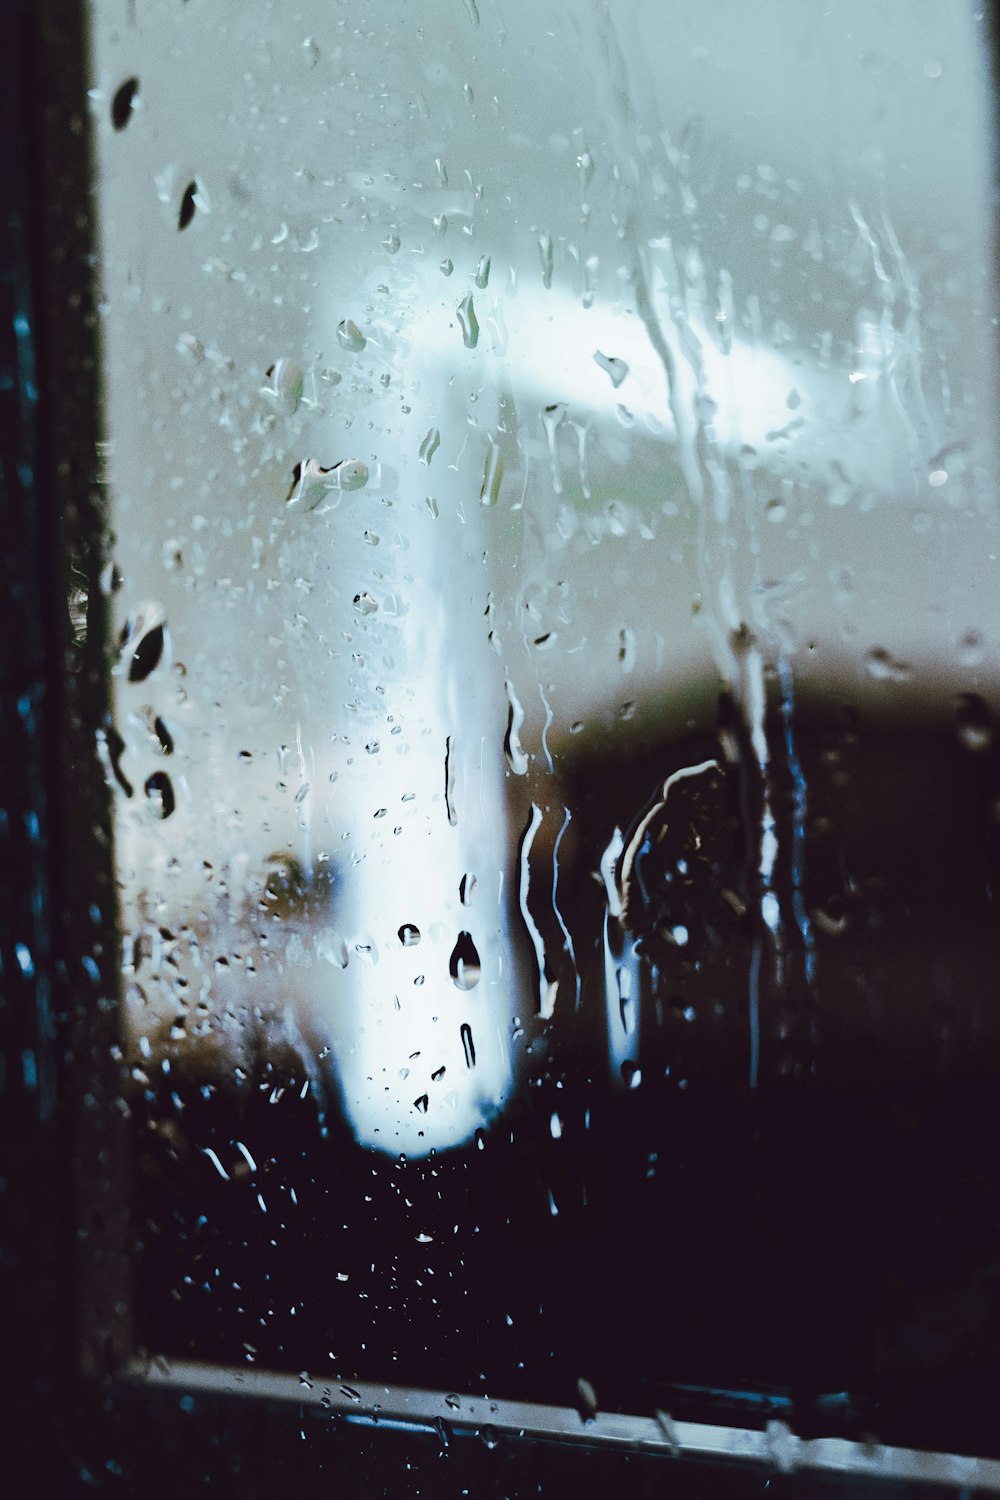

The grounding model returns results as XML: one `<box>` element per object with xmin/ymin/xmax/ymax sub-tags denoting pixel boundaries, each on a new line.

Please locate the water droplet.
<box><xmin>959</xmin><ymin>629</ymin><xmax>985</xmax><ymax>666</ymax></box>
<box><xmin>460</xmin><ymin>1022</ymin><xmax>476</xmax><ymax>1068</ymax></box>
<box><xmin>457</xmin><ymin>291</ymin><xmax>479</xmax><ymax>349</ymax></box>
<box><xmin>353</xmin><ymin>592</ymin><xmax>378</xmax><ymax>615</ymax></box>
<box><xmin>127</xmin><ymin>622</ymin><xmax>168</xmax><ymax>682</ymax></box>
<box><xmin>439</xmin><ymin>258</ymin><xmax>454</xmax><ymax>276</ymax></box>
<box><xmin>144</xmin><ymin>771</ymin><xmax>175</xmax><ymax>819</ymax></box>
<box><xmin>549</xmin><ymin>1112</ymin><xmax>562</xmax><ymax>1140</ymax></box>
<box><xmin>504</xmin><ymin>681</ymin><xmax>528</xmax><ymax>774</ymax></box>
<box><xmin>766</xmin><ymin>497</ymin><xmax>787</xmax><ymax>524</ymax></box>
<box><xmin>434</xmin><ymin>158</ymin><xmax>448</xmax><ymax>187</ymax></box>
<box><xmin>302</xmin><ymin>36</ymin><xmax>321</xmax><ymax>65</ymax></box>
<box><xmin>382</xmin><ymin>230</ymin><xmax>400</xmax><ymax>254</ymax></box>
<box><xmin>538</xmin><ymin>233</ymin><xmax>553</xmax><ymax>289</ymax></box>
<box><xmin>929</xmin><ymin>467</ymin><xmax>948</xmax><ymax>487</ymax></box>
<box><xmin>398</xmin><ymin>923</ymin><xmax>421</xmax><ymax>947</ymax></box>
<box><xmin>261</xmin><ymin>358</ymin><xmax>304</xmax><ymax>415</ymax></box>
<box><xmin>864</xmin><ymin>647</ymin><xmax>910</xmax><ymax>682</ymax></box>
<box><xmin>475</xmin><ymin>254</ymin><xmax>491</xmax><ymax>288</ymax></box>
<box><xmin>178</xmin><ymin>180</ymin><xmax>198</xmax><ymax>231</ymax></box>
<box><xmin>459</xmin><ymin>873</ymin><xmax>476</xmax><ymax>905</ymax></box>
<box><xmin>337</xmin><ymin>319</ymin><xmax>366</xmax><ymax>353</ymax></box>
<box><xmin>480</xmin><ymin>439</ymin><xmax>503</xmax><ymax>506</ymax></box>
<box><xmin>419</xmin><ymin>427</ymin><xmax>441</xmax><ymax>465</ymax></box>
<box><xmin>449</xmin><ymin>931</ymin><xmax>481</xmax><ymax>991</ymax></box>
<box><xmin>111</xmin><ymin>76</ymin><xmax>139</xmax><ymax>131</ymax></box>
<box><xmin>575</xmin><ymin>1378</ymin><xmax>599</xmax><ymax>1423</ymax></box>
<box><xmin>954</xmin><ymin>692</ymin><xmax>994</xmax><ymax>751</ymax></box>
<box><xmin>541</xmin><ymin>403</ymin><xmax>567</xmax><ymax>494</ymax></box>
<box><xmin>593</xmin><ymin>351</ymin><xmax>628</xmax><ymax>388</ymax></box>
<box><xmin>582</xmin><ymin>254</ymin><xmax>599</xmax><ymax>308</ymax></box>
<box><xmin>413</xmin><ymin>1094</ymin><xmax>429</xmax><ymax>1114</ymax></box>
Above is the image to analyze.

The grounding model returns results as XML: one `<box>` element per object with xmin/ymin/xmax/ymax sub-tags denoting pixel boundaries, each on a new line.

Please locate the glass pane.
<box><xmin>84</xmin><ymin>0</ymin><xmax>1000</xmax><ymax>1455</ymax></box>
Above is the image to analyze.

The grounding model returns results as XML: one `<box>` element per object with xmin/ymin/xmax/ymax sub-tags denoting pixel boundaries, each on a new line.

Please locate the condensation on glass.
<box><xmin>83</xmin><ymin>0</ymin><xmax>1000</xmax><ymax>1426</ymax></box>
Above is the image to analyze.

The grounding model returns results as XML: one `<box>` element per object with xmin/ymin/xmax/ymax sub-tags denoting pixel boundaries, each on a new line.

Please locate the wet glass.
<box><xmin>82</xmin><ymin>0</ymin><xmax>1000</xmax><ymax>1459</ymax></box>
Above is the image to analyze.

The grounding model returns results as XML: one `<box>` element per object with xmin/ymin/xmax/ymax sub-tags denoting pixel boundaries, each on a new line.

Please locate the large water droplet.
<box><xmin>419</xmin><ymin>427</ymin><xmax>441</xmax><ymax>465</ymax></box>
<box><xmin>261</xmin><ymin>358</ymin><xmax>304</xmax><ymax>415</ymax></box>
<box><xmin>593</xmin><ymin>351</ymin><xmax>629</xmax><ymax>388</ymax></box>
<box><xmin>954</xmin><ymin>692</ymin><xmax>994</xmax><ymax>751</ymax></box>
<box><xmin>504</xmin><ymin>681</ymin><xmax>528</xmax><ymax>774</ymax></box>
<box><xmin>457</xmin><ymin>291</ymin><xmax>479</xmax><ymax>349</ymax></box>
<box><xmin>538</xmin><ymin>233</ymin><xmax>553</xmax><ymax>289</ymax></box>
<box><xmin>480</xmin><ymin>440</ymin><xmax>504</xmax><ymax>506</ymax></box>
<box><xmin>864</xmin><ymin>646</ymin><xmax>910</xmax><ymax>682</ymax></box>
<box><xmin>449</xmin><ymin>931</ymin><xmax>481</xmax><ymax>990</ymax></box>
<box><xmin>337</xmin><ymin>319</ymin><xmax>367</xmax><ymax>353</ymax></box>
<box><xmin>111</xmin><ymin>76</ymin><xmax>139</xmax><ymax>131</ymax></box>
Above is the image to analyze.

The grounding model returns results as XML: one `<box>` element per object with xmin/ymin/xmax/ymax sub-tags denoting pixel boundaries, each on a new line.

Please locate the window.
<box><xmin>9</xmin><ymin>0</ymin><xmax>1000</xmax><ymax>1491</ymax></box>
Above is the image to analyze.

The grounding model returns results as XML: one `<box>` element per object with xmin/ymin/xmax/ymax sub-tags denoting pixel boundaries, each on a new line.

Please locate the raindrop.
<box><xmin>593</xmin><ymin>351</ymin><xmax>628</xmax><ymax>388</ymax></box>
<box><xmin>302</xmin><ymin>37</ymin><xmax>321</xmax><ymax>65</ymax></box>
<box><xmin>504</xmin><ymin>681</ymin><xmax>528</xmax><ymax>775</ymax></box>
<box><xmin>475</xmin><ymin>254</ymin><xmax>491</xmax><ymax>288</ymax></box>
<box><xmin>152</xmin><ymin>716</ymin><xmax>174</xmax><ymax>755</ymax></box>
<box><xmin>541</xmin><ymin>403</ymin><xmax>567</xmax><ymax>494</ymax></box>
<box><xmin>460</xmin><ymin>1022</ymin><xmax>476</xmax><ymax>1068</ymax></box>
<box><xmin>449</xmin><ymin>931</ymin><xmax>481</xmax><ymax>990</ymax></box>
<box><xmin>398</xmin><ymin>923</ymin><xmax>421</xmax><ymax>947</ymax></box>
<box><xmin>459</xmin><ymin>873</ymin><xmax>476</xmax><ymax>906</ymax></box>
<box><xmin>284</xmin><ymin>458</ymin><xmax>346</xmax><ymax>511</ymax></box>
<box><xmin>128</xmin><ymin>623</ymin><xmax>167</xmax><ymax>682</ymax></box>
<box><xmin>337</xmin><ymin>319</ymin><xmax>366</xmax><ymax>353</ymax></box>
<box><xmin>865</xmin><ymin>647</ymin><xmax>910</xmax><ymax>682</ymax></box>
<box><xmin>582</xmin><ymin>254</ymin><xmax>599</xmax><ymax>308</ymax></box>
<box><xmin>955</xmin><ymin>692</ymin><xmax>994</xmax><ymax>751</ymax></box>
<box><xmin>178</xmin><ymin>181</ymin><xmax>198</xmax><ymax>231</ymax></box>
<box><xmin>331</xmin><ymin>458</ymin><xmax>369</xmax><ymax>492</ymax></box>
<box><xmin>261</xmin><ymin>359</ymin><xmax>304</xmax><ymax>415</ymax></box>
<box><xmin>575</xmin><ymin>1378</ymin><xmax>599</xmax><ymax>1424</ymax></box>
<box><xmin>111</xmin><ymin>76</ymin><xmax>139</xmax><ymax>131</ymax></box>
<box><xmin>959</xmin><ymin>629</ymin><xmax>985</xmax><ymax>667</ymax></box>
<box><xmin>538</xmin><ymin>232</ymin><xmax>553</xmax><ymax>289</ymax></box>
<box><xmin>419</xmin><ymin>427</ymin><xmax>441</xmax><ymax>465</ymax></box>
<box><xmin>382</xmin><ymin>230</ymin><xmax>400</xmax><ymax>254</ymax></box>
<box><xmin>457</xmin><ymin>291</ymin><xmax>479</xmax><ymax>349</ymax></box>
<box><xmin>413</xmin><ymin>1094</ymin><xmax>429</xmax><ymax>1114</ymax></box>
<box><xmin>480</xmin><ymin>440</ymin><xmax>504</xmax><ymax>507</ymax></box>
<box><xmin>439</xmin><ymin>258</ymin><xmax>454</xmax><ymax>276</ymax></box>
<box><xmin>353</xmin><ymin>592</ymin><xmax>378</xmax><ymax>615</ymax></box>
<box><xmin>444</xmin><ymin>734</ymin><xmax>457</xmax><ymax>828</ymax></box>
